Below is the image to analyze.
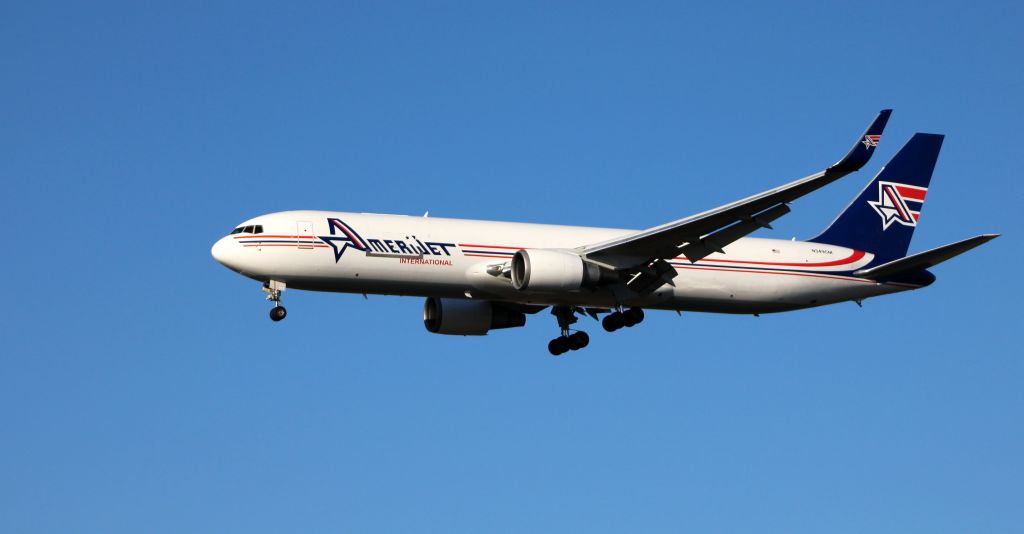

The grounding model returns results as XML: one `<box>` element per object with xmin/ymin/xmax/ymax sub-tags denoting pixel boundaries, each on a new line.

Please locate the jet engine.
<box><xmin>423</xmin><ymin>298</ymin><xmax>526</xmax><ymax>335</ymax></box>
<box><xmin>510</xmin><ymin>249</ymin><xmax>611</xmax><ymax>291</ymax></box>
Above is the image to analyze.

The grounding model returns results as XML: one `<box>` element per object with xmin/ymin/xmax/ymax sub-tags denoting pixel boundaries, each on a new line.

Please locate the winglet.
<box><xmin>827</xmin><ymin>109</ymin><xmax>893</xmax><ymax>174</ymax></box>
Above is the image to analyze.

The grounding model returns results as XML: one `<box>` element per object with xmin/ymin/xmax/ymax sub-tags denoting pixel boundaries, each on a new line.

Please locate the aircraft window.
<box><xmin>229</xmin><ymin>225</ymin><xmax>263</xmax><ymax>234</ymax></box>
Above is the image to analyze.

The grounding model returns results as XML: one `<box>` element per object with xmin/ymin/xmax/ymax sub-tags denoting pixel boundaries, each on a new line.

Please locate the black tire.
<box><xmin>270</xmin><ymin>306</ymin><xmax>287</xmax><ymax>322</ymax></box>
<box><xmin>548</xmin><ymin>337</ymin><xmax>569</xmax><ymax>356</ymax></box>
<box><xmin>623</xmin><ymin>307</ymin><xmax>644</xmax><ymax>327</ymax></box>
<box><xmin>569</xmin><ymin>331</ymin><xmax>589</xmax><ymax>350</ymax></box>
<box><xmin>602</xmin><ymin>313</ymin><xmax>624</xmax><ymax>332</ymax></box>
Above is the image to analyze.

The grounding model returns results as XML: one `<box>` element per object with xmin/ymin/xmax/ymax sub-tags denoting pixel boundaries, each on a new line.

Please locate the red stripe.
<box><xmin>336</xmin><ymin>225</ymin><xmax>366</xmax><ymax>249</ymax></box>
<box><xmin>884</xmin><ymin>187</ymin><xmax>910</xmax><ymax>220</ymax></box>
<box><xmin>462</xmin><ymin>243</ymin><xmax>864</xmax><ymax>268</ymax></box>
<box><xmin>243</xmin><ymin>244</ymin><xmax>329</xmax><ymax>248</ymax></box>
<box><xmin>896</xmin><ymin>185</ymin><xmax>927</xmax><ymax>202</ymax></box>
<box><xmin>328</xmin><ymin>220</ymin><xmax>367</xmax><ymax>249</ymax></box>
<box><xmin>234</xmin><ymin>235</ymin><xmax>316</xmax><ymax>239</ymax></box>
<box><xmin>673</xmin><ymin>264</ymin><xmax>876</xmax><ymax>283</ymax></box>
<box><xmin>676</xmin><ymin>249</ymin><xmax>865</xmax><ymax>268</ymax></box>
<box><xmin>458</xmin><ymin>243</ymin><xmax>524</xmax><ymax>250</ymax></box>
<box><xmin>463</xmin><ymin>253</ymin><xmax>515</xmax><ymax>259</ymax></box>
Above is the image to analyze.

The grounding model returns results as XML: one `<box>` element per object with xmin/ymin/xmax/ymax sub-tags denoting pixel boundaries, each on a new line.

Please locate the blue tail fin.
<box><xmin>810</xmin><ymin>133</ymin><xmax>944</xmax><ymax>263</ymax></box>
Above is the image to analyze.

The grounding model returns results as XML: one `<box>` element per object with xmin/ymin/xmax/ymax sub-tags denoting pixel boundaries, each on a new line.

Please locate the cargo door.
<box><xmin>296</xmin><ymin>220</ymin><xmax>314</xmax><ymax>249</ymax></box>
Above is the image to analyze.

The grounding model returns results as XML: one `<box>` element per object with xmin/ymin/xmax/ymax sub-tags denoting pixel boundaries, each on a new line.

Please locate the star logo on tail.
<box><xmin>868</xmin><ymin>181</ymin><xmax>926</xmax><ymax>230</ymax></box>
<box><xmin>861</xmin><ymin>134</ymin><xmax>881</xmax><ymax>148</ymax></box>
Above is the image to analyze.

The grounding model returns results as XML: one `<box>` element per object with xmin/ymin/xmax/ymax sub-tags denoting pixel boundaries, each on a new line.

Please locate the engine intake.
<box><xmin>510</xmin><ymin>249</ymin><xmax>610</xmax><ymax>291</ymax></box>
<box><xmin>423</xmin><ymin>298</ymin><xmax>526</xmax><ymax>335</ymax></box>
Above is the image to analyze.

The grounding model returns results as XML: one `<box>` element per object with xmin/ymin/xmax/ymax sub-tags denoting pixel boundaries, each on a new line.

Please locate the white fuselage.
<box><xmin>211</xmin><ymin>211</ymin><xmax>919</xmax><ymax>314</ymax></box>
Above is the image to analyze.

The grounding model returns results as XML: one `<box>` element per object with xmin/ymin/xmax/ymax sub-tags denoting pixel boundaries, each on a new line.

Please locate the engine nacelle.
<box><xmin>510</xmin><ymin>249</ymin><xmax>607</xmax><ymax>291</ymax></box>
<box><xmin>423</xmin><ymin>298</ymin><xmax>526</xmax><ymax>335</ymax></box>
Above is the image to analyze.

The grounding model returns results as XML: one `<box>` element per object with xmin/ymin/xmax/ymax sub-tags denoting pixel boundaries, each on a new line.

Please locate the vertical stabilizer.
<box><xmin>810</xmin><ymin>133</ymin><xmax>944</xmax><ymax>263</ymax></box>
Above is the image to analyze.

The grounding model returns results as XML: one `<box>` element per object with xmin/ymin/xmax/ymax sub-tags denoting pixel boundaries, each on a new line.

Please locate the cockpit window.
<box><xmin>229</xmin><ymin>225</ymin><xmax>263</xmax><ymax>235</ymax></box>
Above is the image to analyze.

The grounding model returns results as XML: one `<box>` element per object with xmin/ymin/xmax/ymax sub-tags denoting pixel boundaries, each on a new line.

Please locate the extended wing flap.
<box><xmin>678</xmin><ymin>203</ymin><xmax>791</xmax><ymax>262</ymax></box>
<box><xmin>582</xmin><ymin>109</ymin><xmax>893</xmax><ymax>269</ymax></box>
<box><xmin>852</xmin><ymin>234</ymin><xmax>999</xmax><ymax>280</ymax></box>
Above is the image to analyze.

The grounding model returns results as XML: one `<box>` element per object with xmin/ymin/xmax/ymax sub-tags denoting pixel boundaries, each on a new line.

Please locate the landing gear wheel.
<box><xmin>623</xmin><ymin>307</ymin><xmax>644</xmax><ymax>327</ymax></box>
<box><xmin>568</xmin><ymin>331</ymin><xmax>590</xmax><ymax>350</ymax></box>
<box><xmin>264</xmin><ymin>281</ymin><xmax>287</xmax><ymax>322</ymax></box>
<box><xmin>602</xmin><ymin>312</ymin><xmax>625</xmax><ymax>332</ymax></box>
<box><xmin>548</xmin><ymin>337</ymin><xmax>571</xmax><ymax>356</ymax></box>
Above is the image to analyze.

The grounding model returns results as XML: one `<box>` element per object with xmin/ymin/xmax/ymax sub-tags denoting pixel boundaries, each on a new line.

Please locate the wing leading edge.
<box><xmin>581</xmin><ymin>109</ymin><xmax>893</xmax><ymax>270</ymax></box>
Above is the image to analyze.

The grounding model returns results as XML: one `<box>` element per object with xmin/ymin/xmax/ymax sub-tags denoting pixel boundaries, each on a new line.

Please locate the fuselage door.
<box><xmin>297</xmin><ymin>220</ymin><xmax>314</xmax><ymax>249</ymax></box>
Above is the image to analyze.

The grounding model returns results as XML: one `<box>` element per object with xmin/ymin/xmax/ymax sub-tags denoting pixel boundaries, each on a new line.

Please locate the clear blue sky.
<box><xmin>3</xmin><ymin>1</ymin><xmax>1021</xmax><ymax>532</ymax></box>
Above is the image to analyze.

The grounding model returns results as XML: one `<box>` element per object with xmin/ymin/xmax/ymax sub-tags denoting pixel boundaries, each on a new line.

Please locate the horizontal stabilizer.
<box><xmin>853</xmin><ymin>234</ymin><xmax>998</xmax><ymax>280</ymax></box>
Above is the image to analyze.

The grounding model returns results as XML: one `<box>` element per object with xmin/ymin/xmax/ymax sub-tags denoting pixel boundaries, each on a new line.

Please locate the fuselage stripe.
<box><xmin>674</xmin><ymin>249</ymin><xmax>866</xmax><ymax>268</ymax></box>
<box><xmin>463</xmin><ymin>253</ymin><xmax>515</xmax><ymax>259</ymax></box>
<box><xmin>457</xmin><ymin>243</ymin><xmax>525</xmax><ymax>250</ymax></box>
<box><xmin>234</xmin><ymin>235</ymin><xmax>317</xmax><ymax>239</ymax></box>
<box><xmin>458</xmin><ymin>244</ymin><xmax>866</xmax><ymax>269</ymax></box>
<box><xmin>672</xmin><ymin>264</ymin><xmax>878</xmax><ymax>283</ymax></box>
<box><xmin>243</xmin><ymin>244</ymin><xmax>329</xmax><ymax>248</ymax></box>
<box><xmin>461</xmin><ymin>249</ymin><xmax>515</xmax><ymax>256</ymax></box>
<box><xmin>238</xmin><ymin>239</ymin><xmax>321</xmax><ymax>244</ymax></box>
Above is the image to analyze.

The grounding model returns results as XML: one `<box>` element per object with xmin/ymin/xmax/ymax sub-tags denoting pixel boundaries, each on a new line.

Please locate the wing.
<box><xmin>582</xmin><ymin>109</ymin><xmax>893</xmax><ymax>269</ymax></box>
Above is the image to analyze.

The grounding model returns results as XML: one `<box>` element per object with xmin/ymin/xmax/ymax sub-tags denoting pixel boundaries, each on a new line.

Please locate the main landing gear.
<box><xmin>548</xmin><ymin>306</ymin><xmax>590</xmax><ymax>356</ymax></box>
<box><xmin>545</xmin><ymin>306</ymin><xmax>647</xmax><ymax>355</ymax></box>
<box><xmin>263</xmin><ymin>280</ymin><xmax>287</xmax><ymax>322</ymax></box>
<box><xmin>602</xmin><ymin>307</ymin><xmax>644</xmax><ymax>332</ymax></box>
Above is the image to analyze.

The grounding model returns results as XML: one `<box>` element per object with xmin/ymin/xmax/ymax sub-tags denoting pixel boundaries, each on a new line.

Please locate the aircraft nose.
<box><xmin>211</xmin><ymin>236</ymin><xmax>236</xmax><ymax>268</ymax></box>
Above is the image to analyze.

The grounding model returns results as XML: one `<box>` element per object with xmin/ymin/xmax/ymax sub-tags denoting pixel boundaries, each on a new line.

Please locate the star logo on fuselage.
<box><xmin>318</xmin><ymin>218</ymin><xmax>370</xmax><ymax>262</ymax></box>
<box><xmin>319</xmin><ymin>235</ymin><xmax>359</xmax><ymax>262</ymax></box>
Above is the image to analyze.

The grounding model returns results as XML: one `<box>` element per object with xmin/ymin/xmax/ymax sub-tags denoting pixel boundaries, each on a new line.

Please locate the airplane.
<box><xmin>211</xmin><ymin>110</ymin><xmax>998</xmax><ymax>355</ymax></box>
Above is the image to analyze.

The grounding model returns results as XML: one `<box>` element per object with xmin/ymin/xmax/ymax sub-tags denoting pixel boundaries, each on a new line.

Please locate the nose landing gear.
<box><xmin>263</xmin><ymin>280</ymin><xmax>287</xmax><ymax>322</ymax></box>
<box><xmin>548</xmin><ymin>307</ymin><xmax>590</xmax><ymax>356</ymax></box>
